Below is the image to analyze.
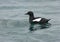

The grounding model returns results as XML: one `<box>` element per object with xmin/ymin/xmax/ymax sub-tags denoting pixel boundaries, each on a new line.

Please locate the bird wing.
<box><xmin>33</xmin><ymin>18</ymin><xmax>41</xmax><ymax>22</ymax></box>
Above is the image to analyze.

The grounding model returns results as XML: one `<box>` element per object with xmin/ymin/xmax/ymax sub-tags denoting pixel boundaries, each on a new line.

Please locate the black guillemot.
<box><xmin>25</xmin><ymin>11</ymin><xmax>51</xmax><ymax>24</ymax></box>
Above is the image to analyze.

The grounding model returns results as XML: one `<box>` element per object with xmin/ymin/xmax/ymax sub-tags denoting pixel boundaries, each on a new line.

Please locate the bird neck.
<box><xmin>29</xmin><ymin>15</ymin><xmax>34</xmax><ymax>19</ymax></box>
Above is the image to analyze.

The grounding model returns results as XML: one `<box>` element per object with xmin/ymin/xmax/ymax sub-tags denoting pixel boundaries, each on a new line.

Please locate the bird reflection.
<box><xmin>29</xmin><ymin>23</ymin><xmax>51</xmax><ymax>31</ymax></box>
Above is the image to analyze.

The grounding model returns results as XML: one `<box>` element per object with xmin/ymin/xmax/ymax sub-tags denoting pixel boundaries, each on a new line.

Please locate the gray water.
<box><xmin>0</xmin><ymin>0</ymin><xmax>60</xmax><ymax>42</ymax></box>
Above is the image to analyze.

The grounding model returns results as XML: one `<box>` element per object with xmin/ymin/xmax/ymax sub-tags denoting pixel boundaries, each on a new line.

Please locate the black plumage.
<box><xmin>25</xmin><ymin>11</ymin><xmax>50</xmax><ymax>24</ymax></box>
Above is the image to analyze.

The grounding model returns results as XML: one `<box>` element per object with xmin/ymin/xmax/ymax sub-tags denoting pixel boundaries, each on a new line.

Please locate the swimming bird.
<box><xmin>25</xmin><ymin>11</ymin><xmax>51</xmax><ymax>24</ymax></box>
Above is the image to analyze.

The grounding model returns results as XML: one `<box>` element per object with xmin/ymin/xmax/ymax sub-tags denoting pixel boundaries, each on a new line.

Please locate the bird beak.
<box><xmin>25</xmin><ymin>13</ymin><xmax>28</xmax><ymax>15</ymax></box>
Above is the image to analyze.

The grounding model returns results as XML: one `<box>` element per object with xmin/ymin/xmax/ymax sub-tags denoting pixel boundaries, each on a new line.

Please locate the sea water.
<box><xmin>0</xmin><ymin>0</ymin><xmax>60</xmax><ymax>42</ymax></box>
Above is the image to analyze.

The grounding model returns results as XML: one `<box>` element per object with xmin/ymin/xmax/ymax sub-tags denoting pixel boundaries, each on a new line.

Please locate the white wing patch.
<box><xmin>33</xmin><ymin>18</ymin><xmax>42</xmax><ymax>22</ymax></box>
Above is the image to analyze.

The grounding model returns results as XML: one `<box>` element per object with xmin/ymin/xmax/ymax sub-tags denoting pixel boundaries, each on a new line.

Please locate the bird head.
<box><xmin>25</xmin><ymin>11</ymin><xmax>34</xmax><ymax>16</ymax></box>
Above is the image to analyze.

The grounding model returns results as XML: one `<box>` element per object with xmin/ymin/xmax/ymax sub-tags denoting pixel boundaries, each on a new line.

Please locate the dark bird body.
<box><xmin>25</xmin><ymin>11</ymin><xmax>50</xmax><ymax>24</ymax></box>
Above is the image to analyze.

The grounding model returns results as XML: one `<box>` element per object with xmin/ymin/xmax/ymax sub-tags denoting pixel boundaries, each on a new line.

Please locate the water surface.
<box><xmin>0</xmin><ymin>0</ymin><xmax>60</xmax><ymax>42</ymax></box>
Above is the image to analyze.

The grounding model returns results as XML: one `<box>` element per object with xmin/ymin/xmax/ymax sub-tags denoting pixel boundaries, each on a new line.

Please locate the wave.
<box><xmin>0</xmin><ymin>6</ymin><xmax>20</xmax><ymax>9</ymax></box>
<box><xmin>0</xmin><ymin>19</ymin><xmax>29</xmax><ymax>28</ymax></box>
